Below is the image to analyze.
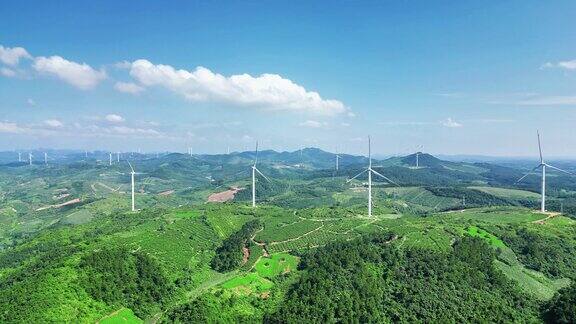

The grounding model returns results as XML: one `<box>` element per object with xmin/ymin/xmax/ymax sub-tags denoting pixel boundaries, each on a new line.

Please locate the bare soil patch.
<box><xmin>208</xmin><ymin>187</ymin><xmax>244</xmax><ymax>203</ymax></box>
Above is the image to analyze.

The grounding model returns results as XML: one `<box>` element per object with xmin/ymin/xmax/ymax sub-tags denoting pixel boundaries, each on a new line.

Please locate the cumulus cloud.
<box><xmin>441</xmin><ymin>118</ymin><xmax>463</xmax><ymax>128</ymax></box>
<box><xmin>299</xmin><ymin>120</ymin><xmax>328</xmax><ymax>128</ymax></box>
<box><xmin>542</xmin><ymin>60</ymin><xmax>576</xmax><ymax>70</ymax></box>
<box><xmin>44</xmin><ymin>119</ymin><xmax>63</xmax><ymax>128</ymax></box>
<box><xmin>0</xmin><ymin>67</ymin><xmax>16</xmax><ymax>77</ymax></box>
<box><xmin>114</xmin><ymin>81</ymin><xmax>144</xmax><ymax>94</ymax></box>
<box><xmin>33</xmin><ymin>56</ymin><xmax>106</xmax><ymax>89</ymax></box>
<box><xmin>105</xmin><ymin>114</ymin><xmax>125</xmax><ymax>123</ymax></box>
<box><xmin>0</xmin><ymin>45</ymin><xmax>32</xmax><ymax>66</ymax></box>
<box><xmin>128</xmin><ymin>59</ymin><xmax>348</xmax><ymax>115</ymax></box>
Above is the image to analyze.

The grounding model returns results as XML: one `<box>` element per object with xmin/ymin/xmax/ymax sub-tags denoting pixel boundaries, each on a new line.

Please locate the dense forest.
<box><xmin>265</xmin><ymin>235</ymin><xmax>540</xmax><ymax>323</ymax></box>
<box><xmin>211</xmin><ymin>219</ymin><xmax>263</xmax><ymax>272</ymax></box>
<box><xmin>80</xmin><ymin>247</ymin><xmax>173</xmax><ymax>317</ymax></box>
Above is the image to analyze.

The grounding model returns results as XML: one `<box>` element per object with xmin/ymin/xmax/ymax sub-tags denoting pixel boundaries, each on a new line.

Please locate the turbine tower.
<box><xmin>516</xmin><ymin>131</ymin><xmax>574</xmax><ymax>213</ymax></box>
<box><xmin>109</xmin><ymin>153</ymin><xmax>113</xmax><ymax>166</ymax></box>
<box><xmin>251</xmin><ymin>141</ymin><xmax>270</xmax><ymax>207</ymax></box>
<box><xmin>347</xmin><ymin>136</ymin><xmax>398</xmax><ymax>217</ymax></box>
<box><xmin>127</xmin><ymin>161</ymin><xmax>145</xmax><ymax>212</ymax></box>
<box><xmin>18</xmin><ymin>152</ymin><xmax>21</xmax><ymax>162</ymax></box>
<box><xmin>44</xmin><ymin>152</ymin><xmax>47</xmax><ymax>165</ymax></box>
<box><xmin>335</xmin><ymin>147</ymin><xmax>341</xmax><ymax>172</ymax></box>
<box><xmin>28</xmin><ymin>153</ymin><xmax>33</xmax><ymax>166</ymax></box>
<box><xmin>415</xmin><ymin>145</ymin><xmax>423</xmax><ymax>168</ymax></box>
<box><xmin>117</xmin><ymin>152</ymin><xmax>120</xmax><ymax>163</ymax></box>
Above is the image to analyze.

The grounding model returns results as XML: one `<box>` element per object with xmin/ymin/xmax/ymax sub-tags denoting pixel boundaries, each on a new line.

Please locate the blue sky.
<box><xmin>1</xmin><ymin>0</ymin><xmax>576</xmax><ymax>156</ymax></box>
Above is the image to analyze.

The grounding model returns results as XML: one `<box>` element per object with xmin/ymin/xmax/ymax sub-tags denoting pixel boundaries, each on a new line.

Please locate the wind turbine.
<box><xmin>109</xmin><ymin>153</ymin><xmax>113</xmax><ymax>166</ymax></box>
<box><xmin>127</xmin><ymin>161</ymin><xmax>145</xmax><ymax>212</ymax></box>
<box><xmin>28</xmin><ymin>153</ymin><xmax>33</xmax><ymax>166</ymax></box>
<box><xmin>415</xmin><ymin>145</ymin><xmax>423</xmax><ymax>168</ymax></box>
<box><xmin>516</xmin><ymin>131</ymin><xmax>575</xmax><ymax>213</ymax></box>
<box><xmin>44</xmin><ymin>152</ymin><xmax>48</xmax><ymax>165</ymax></box>
<box><xmin>18</xmin><ymin>152</ymin><xmax>21</xmax><ymax>162</ymax></box>
<box><xmin>117</xmin><ymin>152</ymin><xmax>120</xmax><ymax>163</ymax></box>
<box><xmin>347</xmin><ymin>136</ymin><xmax>398</xmax><ymax>217</ymax></box>
<box><xmin>251</xmin><ymin>141</ymin><xmax>270</xmax><ymax>207</ymax></box>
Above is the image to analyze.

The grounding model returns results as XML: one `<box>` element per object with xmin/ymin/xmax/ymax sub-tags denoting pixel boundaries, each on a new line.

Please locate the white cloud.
<box><xmin>441</xmin><ymin>118</ymin><xmax>463</xmax><ymax>128</ymax></box>
<box><xmin>44</xmin><ymin>119</ymin><xmax>63</xmax><ymax>128</ymax></box>
<box><xmin>109</xmin><ymin>125</ymin><xmax>160</xmax><ymax>136</ymax></box>
<box><xmin>542</xmin><ymin>60</ymin><xmax>576</xmax><ymax>70</ymax></box>
<box><xmin>33</xmin><ymin>56</ymin><xmax>106</xmax><ymax>90</ymax></box>
<box><xmin>0</xmin><ymin>45</ymin><xmax>32</xmax><ymax>66</ymax></box>
<box><xmin>114</xmin><ymin>81</ymin><xmax>144</xmax><ymax>94</ymax></box>
<box><xmin>128</xmin><ymin>59</ymin><xmax>348</xmax><ymax>115</ymax></box>
<box><xmin>379</xmin><ymin>121</ymin><xmax>433</xmax><ymax>126</ymax></box>
<box><xmin>515</xmin><ymin>96</ymin><xmax>576</xmax><ymax>106</ymax></box>
<box><xmin>105</xmin><ymin>114</ymin><xmax>125</xmax><ymax>123</ymax></box>
<box><xmin>299</xmin><ymin>120</ymin><xmax>328</xmax><ymax>128</ymax></box>
<box><xmin>0</xmin><ymin>67</ymin><xmax>16</xmax><ymax>77</ymax></box>
<box><xmin>0</xmin><ymin>121</ymin><xmax>26</xmax><ymax>133</ymax></box>
<box><xmin>434</xmin><ymin>92</ymin><xmax>465</xmax><ymax>98</ymax></box>
<box><xmin>27</xmin><ymin>98</ymin><xmax>36</xmax><ymax>106</ymax></box>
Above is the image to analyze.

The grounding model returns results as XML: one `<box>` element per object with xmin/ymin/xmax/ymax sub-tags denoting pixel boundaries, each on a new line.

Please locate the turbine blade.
<box><xmin>515</xmin><ymin>164</ymin><xmax>541</xmax><ymax>183</ymax></box>
<box><xmin>346</xmin><ymin>169</ymin><xmax>368</xmax><ymax>183</ymax></box>
<box><xmin>254</xmin><ymin>167</ymin><xmax>270</xmax><ymax>182</ymax></box>
<box><xmin>127</xmin><ymin>161</ymin><xmax>135</xmax><ymax>173</ymax></box>
<box><xmin>370</xmin><ymin>168</ymin><xmax>399</xmax><ymax>186</ymax></box>
<box><xmin>254</xmin><ymin>141</ymin><xmax>259</xmax><ymax>166</ymax></box>
<box><xmin>537</xmin><ymin>131</ymin><xmax>543</xmax><ymax>163</ymax></box>
<box><xmin>545</xmin><ymin>164</ymin><xmax>576</xmax><ymax>176</ymax></box>
<box><xmin>368</xmin><ymin>136</ymin><xmax>372</xmax><ymax>167</ymax></box>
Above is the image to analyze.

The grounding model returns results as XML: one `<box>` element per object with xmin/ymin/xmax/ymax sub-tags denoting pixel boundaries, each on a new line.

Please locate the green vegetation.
<box><xmin>1</xmin><ymin>151</ymin><xmax>576</xmax><ymax>322</ymax></box>
<box><xmin>80</xmin><ymin>247</ymin><xmax>172</xmax><ymax>318</ymax></box>
<box><xmin>99</xmin><ymin>308</ymin><xmax>143</xmax><ymax>324</ymax></box>
<box><xmin>266</xmin><ymin>236</ymin><xmax>539</xmax><ymax>323</ymax></box>
<box><xmin>543</xmin><ymin>284</ymin><xmax>576</xmax><ymax>324</ymax></box>
<box><xmin>465</xmin><ymin>225</ymin><xmax>505</xmax><ymax>247</ymax></box>
<box><xmin>211</xmin><ymin>219</ymin><xmax>263</xmax><ymax>272</ymax></box>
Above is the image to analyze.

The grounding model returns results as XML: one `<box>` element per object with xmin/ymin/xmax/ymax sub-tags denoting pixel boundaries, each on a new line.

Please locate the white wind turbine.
<box><xmin>516</xmin><ymin>131</ymin><xmax>575</xmax><ymax>213</ymax></box>
<box><xmin>28</xmin><ymin>153</ymin><xmax>33</xmax><ymax>166</ymax></box>
<box><xmin>251</xmin><ymin>141</ymin><xmax>270</xmax><ymax>207</ymax></box>
<box><xmin>127</xmin><ymin>161</ymin><xmax>145</xmax><ymax>212</ymax></box>
<box><xmin>347</xmin><ymin>136</ymin><xmax>398</xmax><ymax>217</ymax></box>
<box><xmin>109</xmin><ymin>153</ymin><xmax>113</xmax><ymax>166</ymax></box>
<box><xmin>117</xmin><ymin>152</ymin><xmax>120</xmax><ymax>163</ymax></box>
<box><xmin>44</xmin><ymin>152</ymin><xmax>48</xmax><ymax>165</ymax></box>
<box><xmin>415</xmin><ymin>145</ymin><xmax>423</xmax><ymax>168</ymax></box>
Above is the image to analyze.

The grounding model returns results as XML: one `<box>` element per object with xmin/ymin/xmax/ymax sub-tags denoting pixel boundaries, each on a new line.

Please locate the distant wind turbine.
<box><xmin>516</xmin><ymin>131</ymin><xmax>575</xmax><ymax>213</ymax></box>
<box><xmin>44</xmin><ymin>152</ymin><xmax>48</xmax><ymax>165</ymax></box>
<box><xmin>109</xmin><ymin>153</ymin><xmax>113</xmax><ymax>166</ymax></box>
<box><xmin>347</xmin><ymin>136</ymin><xmax>398</xmax><ymax>217</ymax></box>
<box><xmin>28</xmin><ymin>153</ymin><xmax>33</xmax><ymax>166</ymax></box>
<box><xmin>335</xmin><ymin>147</ymin><xmax>341</xmax><ymax>172</ymax></box>
<box><xmin>18</xmin><ymin>152</ymin><xmax>21</xmax><ymax>162</ymax></box>
<box><xmin>415</xmin><ymin>145</ymin><xmax>423</xmax><ymax>168</ymax></box>
<box><xmin>251</xmin><ymin>141</ymin><xmax>270</xmax><ymax>207</ymax></box>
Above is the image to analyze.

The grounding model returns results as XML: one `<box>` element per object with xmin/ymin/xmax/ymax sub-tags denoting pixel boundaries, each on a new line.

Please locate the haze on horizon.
<box><xmin>1</xmin><ymin>1</ymin><xmax>576</xmax><ymax>157</ymax></box>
